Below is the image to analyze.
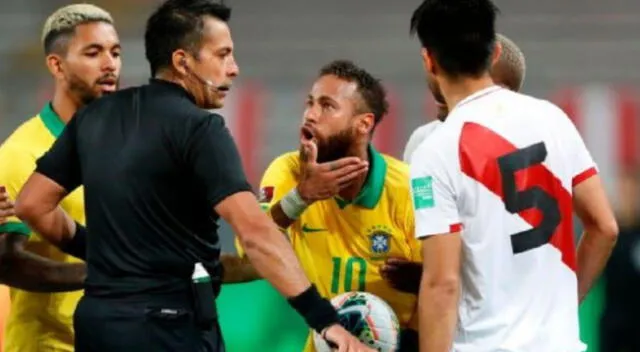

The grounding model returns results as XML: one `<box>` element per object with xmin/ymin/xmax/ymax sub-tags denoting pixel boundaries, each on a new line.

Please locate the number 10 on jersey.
<box><xmin>331</xmin><ymin>257</ymin><xmax>367</xmax><ymax>293</ymax></box>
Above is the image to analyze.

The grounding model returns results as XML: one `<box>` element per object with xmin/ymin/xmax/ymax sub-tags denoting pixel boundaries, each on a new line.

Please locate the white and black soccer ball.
<box><xmin>313</xmin><ymin>291</ymin><xmax>400</xmax><ymax>352</ymax></box>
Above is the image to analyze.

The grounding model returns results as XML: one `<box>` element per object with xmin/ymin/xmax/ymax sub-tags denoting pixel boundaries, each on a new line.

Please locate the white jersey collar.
<box><xmin>453</xmin><ymin>85</ymin><xmax>503</xmax><ymax>110</ymax></box>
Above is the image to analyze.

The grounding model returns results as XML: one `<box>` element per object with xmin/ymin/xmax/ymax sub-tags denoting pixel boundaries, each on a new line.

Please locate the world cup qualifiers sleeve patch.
<box><xmin>258</xmin><ymin>186</ymin><xmax>274</xmax><ymax>203</ymax></box>
<box><xmin>411</xmin><ymin>176</ymin><xmax>435</xmax><ymax>209</ymax></box>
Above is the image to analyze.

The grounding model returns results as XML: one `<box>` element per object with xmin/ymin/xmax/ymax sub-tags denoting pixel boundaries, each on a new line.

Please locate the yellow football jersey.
<box><xmin>240</xmin><ymin>145</ymin><xmax>420</xmax><ymax>352</ymax></box>
<box><xmin>0</xmin><ymin>104</ymin><xmax>85</xmax><ymax>352</ymax></box>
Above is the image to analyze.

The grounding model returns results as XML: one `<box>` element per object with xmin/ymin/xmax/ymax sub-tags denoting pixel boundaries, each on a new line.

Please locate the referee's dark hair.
<box><xmin>145</xmin><ymin>0</ymin><xmax>231</xmax><ymax>77</ymax></box>
<box><xmin>319</xmin><ymin>60</ymin><xmax>389</xmax><ymax>129</ymax></box>
<box><xmin>410</xmin><ymin>0</ymin><xmax>499</xmax><ymax>78</ymax></box>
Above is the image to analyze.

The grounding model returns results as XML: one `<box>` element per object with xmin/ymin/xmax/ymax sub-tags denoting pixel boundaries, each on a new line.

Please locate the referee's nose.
<box><xmin>227</xmin><ymin>55</ymin><xmax>239</xmax><ymax>78</ymax></box>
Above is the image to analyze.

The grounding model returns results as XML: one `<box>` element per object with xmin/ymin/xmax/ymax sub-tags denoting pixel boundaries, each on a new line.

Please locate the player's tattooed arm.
<box><xmin>270</xmin><ymin>141</ymin><xmax>368</xmax><ymax>229</ymax></box>
<box><xmin>0</xmin><ymin>233</ymin><xmax>86</xmax><ymax>292</ymax></box>
<box><xmin>220</xmin><ymin>252</ymin><xmax>261</xmax><ymax>283</ymax></box>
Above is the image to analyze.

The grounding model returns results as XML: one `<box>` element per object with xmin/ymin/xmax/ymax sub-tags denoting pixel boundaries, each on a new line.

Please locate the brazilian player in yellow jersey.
<box><xmin>237</xmin><ymin>60</ymin><xmax>421</xmax><ymax>351</ymax></box>
<box><xmin>0</xmin><ymin>4</ymin><xmax>121</xmax><ymax>351</ymax></box>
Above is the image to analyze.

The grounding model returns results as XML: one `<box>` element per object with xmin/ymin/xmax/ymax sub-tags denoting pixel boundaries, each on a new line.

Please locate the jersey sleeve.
<box><xmin>410</xmin><ymin>144</ymin><xmax>461</xmax><ymax>239</ymax></box>
<box><xmin>396</xmin><ymin>183</ymin><xmax>422</xmax><ymax>261</ymax></box>
<box><xmin>0</xmin><ymin>144</ymin><xmax>34</xmax><ymax>236</ymax></box>
<box><xmin>257</xmin><ymin>154</ymin><xmax>299</xmax><ymax>209</ymax></box>
<box><xmin>185</xmin><ymin>114</ymin><xmax>253</xmax><ymax>209</ymax></box>
<box><xmin>235</xmin><ymin>153</ymin><xmax>298</xmax><ymax>257</ymax></box>
<box><xmin>35</xmin><ymin>115</ymin><xmax>82</xmax><ymax>193</ymax></box>
<box><xmin>564</xmin><ymin>115</ymin><xmax>598</xmax><ymax>187</ymax></box>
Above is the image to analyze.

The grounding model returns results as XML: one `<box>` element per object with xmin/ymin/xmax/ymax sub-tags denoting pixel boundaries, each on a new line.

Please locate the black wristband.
<box><xmin>399</xmin><ymin>328</ymin><xmax>419</xmax><ymax>352</ymax></box>
<box><xmin>59</xmin><ymin>222</ymin><xmax>87</xmax><ymax>260</ymax></box>
<box><xmin>287</xmin><ymin>285</ymin><xmax>339</xmax><ymax>334</ymax></box>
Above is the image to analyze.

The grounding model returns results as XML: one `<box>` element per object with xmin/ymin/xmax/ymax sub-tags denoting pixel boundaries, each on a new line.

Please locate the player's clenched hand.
<box><xmin>380</xmin><ymin>257</ymin><xmax>422</xmax><ymax>294</ymax></box>
<box><xmin>323</xmin><ymin>324</ymin><xmax>377</xmax><ymax>352</ymax></box>
<box><xmin>0</xmin><ymin>186</ymin><xmax>15</xmax><ymax>223</ymax></box>
<box><xmin>297</xmin><ymin>140</ymin><xmax>368</xmax><ymax>203</ymax></box>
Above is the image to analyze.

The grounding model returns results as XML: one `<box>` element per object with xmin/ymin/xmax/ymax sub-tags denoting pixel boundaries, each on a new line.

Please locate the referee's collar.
<box><xmin>149</xmin><ymin>78</ymin><xmax>196</xmax><ymax>103</ymax></box>
<box><xmin>39</xmin><ymin>103</ymin><xmax>65</xmax><ymax>138</ymax></box>
<box><xmin>335</xmin><ymin>144</ymin><xmax>386</xmax><ymax>209</ymax></box>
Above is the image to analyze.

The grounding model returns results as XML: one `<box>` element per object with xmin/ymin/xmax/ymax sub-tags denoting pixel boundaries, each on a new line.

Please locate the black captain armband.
<box><xmin>59</xmin><ymin>221</ymin><xmax>87</xmax><ymax>260</ymax></box>
<box><xmin>287</xmin><ymin>285</ymin><xmax>339</xmax><ymax>334</ymax></box>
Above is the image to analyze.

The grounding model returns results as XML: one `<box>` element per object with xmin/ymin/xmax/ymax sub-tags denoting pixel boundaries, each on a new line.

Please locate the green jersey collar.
<box><xmin>39</xmin><ymin>103</ymin><xmax>65</xmax><ymax>138</ymax></box>
<box><xmin>335</xmin><ymin>144</ymin><xmax>387</xmax><ymax>209</ymax></box>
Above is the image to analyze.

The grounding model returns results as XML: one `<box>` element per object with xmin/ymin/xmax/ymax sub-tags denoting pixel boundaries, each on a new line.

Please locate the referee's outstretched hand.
<box><xmin>323</xmin><ymin>324</ymin><xmax>377</xmax><ymax>352</ymax></box>
<box><xmin>297</xmin><ymin>140</ymin><xmax>369</xmax><ymax>204</ymax></box>
<box><xmin>0</xmin><ymin>186</ymin><xmax>15</xmax><ymax>223</ymax></box>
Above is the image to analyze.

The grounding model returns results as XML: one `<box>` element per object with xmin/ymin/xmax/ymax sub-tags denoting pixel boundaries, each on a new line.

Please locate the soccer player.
<box><xmin>237</xmin><ymin>60</ymin><xmax>422</xmax><ymax>351</ymax></box>
<box><xmin>382</xmin><ymin>34</ymin><xmax>527</xmax><ymax>294</ymax></box>
<box><xmin>0</xmin><ymin>4</ymin><xmax>121</xmax><ymax>351</ymax></box>
<box><xmin>408</xmin><ymin>0</ymin><xmax>618</xmax><ymax>351</ymax></box>
<box><xmin>402</xmin><ymin>33</ymin><xmax>526</xmax><ymax>163</ymax></box>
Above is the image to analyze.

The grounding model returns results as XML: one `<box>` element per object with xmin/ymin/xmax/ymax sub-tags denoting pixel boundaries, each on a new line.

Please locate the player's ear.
<box><xmin>171</xmin><ymin>49</ymin><xmax>189</xmax><ymax>77</ymax></box>
<box><xmin>45</xmin><ymin>54</ymin><xmax>65</xmax><ymax>80</ymax></box>
<box><xmin>355</xmin><ymin>113</ymin><xmax>375</xmax><ymax>135</ymax></box>
<box><xmin>421</xmin><ymin>48</ymin><xmax>437</xmax><ymax>76</ymax></box>
<box><xmin>491</xmin><ymin>41</ymin><xmax>503</xmax><ymax>66</ymax></box>
<box><xmin>420</xmin><ymin>48</ymin><xmax>435</xmax><ymax>74</ymax></box>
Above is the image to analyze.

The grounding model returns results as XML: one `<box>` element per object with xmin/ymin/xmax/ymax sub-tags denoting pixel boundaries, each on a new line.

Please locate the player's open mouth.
<box><xmin>300</xmin><ymin>126</ymin><xmax>314</xmax><ymax>141</ymax></box>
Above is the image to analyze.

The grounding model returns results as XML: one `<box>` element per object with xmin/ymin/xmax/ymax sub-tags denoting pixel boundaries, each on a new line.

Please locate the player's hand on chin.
<box><xmin>380</xmin><ymin>257</ymin><xmax>422</xmax><ymax>295</ymax></box>
<box><xmin>322</xmin><ymin>324</ymin><xmax>377</xmax><ymax>352</ymax></box>
<box><xmin>0</xmin><ymin>186</ymin><xmax>15</xmax><ymax>223</ymax></box>
<box><xmin>297</xmin><ymin>140</ymin><xmax>369</xmax><ymax>204</ymax></box>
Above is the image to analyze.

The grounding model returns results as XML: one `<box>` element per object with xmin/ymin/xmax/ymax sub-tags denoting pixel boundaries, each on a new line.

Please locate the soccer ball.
<box><xmin>313</xmin><ymin>291</ymin><xmax>400</xmax><ymax>352</ymax></box>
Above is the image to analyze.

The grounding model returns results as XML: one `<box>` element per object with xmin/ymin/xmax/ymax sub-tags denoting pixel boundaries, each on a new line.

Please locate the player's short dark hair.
<box><xmin>319</xmin><ymin>60</ymin><xmax>389</xmax><ymax>128</ymax></box>
<box><xmin>410</xmin><ymin>0</ymin><xmax>499</xmax><ymax>78</ymax></box>
<box><xmin>145</xmin><ymin>0</ymin><xmax>231</xmax><ymax>76</ymax></box>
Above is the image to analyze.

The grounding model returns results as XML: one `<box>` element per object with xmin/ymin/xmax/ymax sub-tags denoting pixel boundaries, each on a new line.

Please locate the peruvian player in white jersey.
<box><xmin>408</xmin><ymin>1</ymin><xmax>619</xmax><ymax>351</ymax></box>
<box><xmin>402</xmin><ymin>33</ymin><xmax>526</xmax><ymax>164</ymax></box>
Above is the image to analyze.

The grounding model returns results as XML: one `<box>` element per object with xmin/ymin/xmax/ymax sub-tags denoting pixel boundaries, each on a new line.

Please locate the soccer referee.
<box><xmin>14</xmin><ymin>1</ymin><xmax>373</xmax><ymax>352</ymax></box>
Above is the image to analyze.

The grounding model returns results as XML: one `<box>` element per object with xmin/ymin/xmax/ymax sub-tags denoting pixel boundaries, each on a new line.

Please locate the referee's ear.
<box><xmin>45</xmin><ymin>54</ymin><xmax>65</xmax><ymax>80</ymax></box>
<box><xmin>171</xmin><ymin>49</ymin><xmax>189</xmax><ymax>77</ymax></box>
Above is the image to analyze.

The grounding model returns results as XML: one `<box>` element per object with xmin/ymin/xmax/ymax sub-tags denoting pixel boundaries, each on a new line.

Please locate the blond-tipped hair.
<box><xmin>494</xmin><ymin>33</ymin><xmax>527</xmax><ymax>91</ymax></box>
<box><xmin>42</xmin><ymin>3</ymin><xmax>113</xmax><ymax>53</ymax></box>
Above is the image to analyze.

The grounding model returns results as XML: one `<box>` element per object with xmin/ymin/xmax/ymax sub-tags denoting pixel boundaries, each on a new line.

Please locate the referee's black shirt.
<box><xmin>35</xmin><ymin>79</ymin><xmax>252</xmax><ymax>298</ymax></box>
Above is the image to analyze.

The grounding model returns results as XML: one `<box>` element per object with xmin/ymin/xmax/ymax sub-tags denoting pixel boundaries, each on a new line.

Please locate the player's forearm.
<box><xmin>238</xmin><ymin>224</ymin><xmax>311</xmax><ymax>297</ymax></box>
<box><xmin>220</xmin><ymin>253</ymin><xmax>261</xmax><ymax>283</ymax></box>
<box><xmin>576</xmin><ymin>226</ymin><xmax>617</xmax><ymax>302</ymax></box>
<box><xmin>0</xmin><ymin>235</ymin><xmax>85</xmax><ymax>292</ymax></box>
<box><xmin>418</xmin><ymin>276</ymin><xmax>459</xmax><ymax>352</ymax></box>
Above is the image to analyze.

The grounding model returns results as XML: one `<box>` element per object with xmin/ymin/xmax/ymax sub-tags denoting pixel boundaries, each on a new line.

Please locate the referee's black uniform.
<box><xmin>35</xmin><ymin>79</ymin><xmax>252</xmax><ymax>351</ymax></box>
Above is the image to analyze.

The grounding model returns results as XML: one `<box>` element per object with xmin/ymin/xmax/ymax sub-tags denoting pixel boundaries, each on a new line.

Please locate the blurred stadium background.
<box><xmin>0</xmin><ymin>0</ymin><xmax>639</xmax><ymax>351</ymax></box>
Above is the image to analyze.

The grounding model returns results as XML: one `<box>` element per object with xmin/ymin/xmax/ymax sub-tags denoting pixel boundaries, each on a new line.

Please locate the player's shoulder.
<box><xmin>508</xmin><ymin>91</ymin><xmax>566</xmax><ymax>113</ymax></box>
<box><xmin>380</xmin><ymin>153</ymin><xmax>410</xmax><ymax>191</ymax></box>
<box><xmin>500</xmin><ymin>91</ymin><xmax>574</xmax><ymax>132</ymax></box>
<box><xmin>0</xmin><ymin>115</ymin><xmax>52</xmax><ymax>157</ymax></box>
<box><xmin>409</xmin><ymin>120</ymin><xmax>442</xmax><ymax>140</ymax></box>
<box><xmin>263</xmin><ymin>150</ymin><xmax>300</xmax><ymax>178</ymax></box>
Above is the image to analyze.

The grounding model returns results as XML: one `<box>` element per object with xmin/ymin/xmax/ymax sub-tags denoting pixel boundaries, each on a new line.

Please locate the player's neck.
<box><xmin>51</xmin><ymin>90</ymin><xmax>82</xmax><ymax>124</ymax></box>
<box><xmin>338</xmin><ymin>144</ymin><xmax>369</xmax><ymax>201</ymax></box>
<box><xmin>440</xmin><ymin>74</ymin><xmax>495</xmax><ymax>112</ymax></box>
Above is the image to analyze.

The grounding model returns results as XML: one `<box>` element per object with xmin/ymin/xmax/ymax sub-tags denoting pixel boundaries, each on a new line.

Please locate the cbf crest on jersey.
<box><xmin>367</xmin><ymin>225</ymin><xmax>392</xmax><ymax>259</ymax></box>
